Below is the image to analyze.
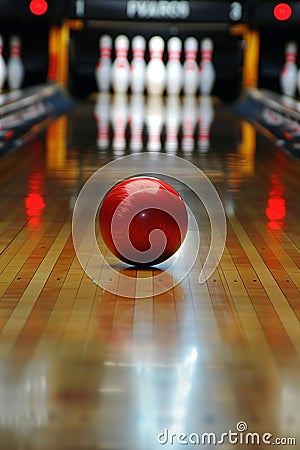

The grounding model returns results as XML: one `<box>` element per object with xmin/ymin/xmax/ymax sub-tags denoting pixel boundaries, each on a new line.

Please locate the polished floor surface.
<box><xmin>0</xmin><ymin>93</ymin><xmax>299</xmax><ymax>449</ymax></box>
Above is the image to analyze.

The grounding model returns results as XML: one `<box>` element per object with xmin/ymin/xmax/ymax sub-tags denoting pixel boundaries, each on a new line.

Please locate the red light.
<box><xmin>30</xmin><ymin>0</ymin><xmax>48</xmax><ymax>16</ymax></box>
<box><xmin>273</xmin><ymin>3</ymin><xmax>292</xmax><ymax>21</ymax></box>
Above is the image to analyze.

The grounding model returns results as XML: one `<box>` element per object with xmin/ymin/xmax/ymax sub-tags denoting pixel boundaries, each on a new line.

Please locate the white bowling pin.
<box><xmin>297</xmin><ymin>69</ymin><xmax>300</xmax><ymax>98</ymax></box>
<box><xmin>183</xmin><ymin>37</ymin><xmax>199</xmax><ymax>95</ymax></box>
<box><xmin>94</xmin><ymin>92</ymin><xmax>110</xmax><ymax>150</ymax></box>
<box><xmin>111</xmin><ymin>35</ymin><xmax>130</xmax><ymax>94</ymax></box>
<box><xmin>7</xmin><ymin>35</ymin><xmax>24</xmax><ymax>90</ymax></box>
<box><xmin>111</xmin><ymin>93</ymin><xmax>128</xmax><ymax>155</ymax></box>
<box><xmin>280</xmin><ymin>41</ymin><xmax>297</xmax><ymax>97</ymax></box>
<box><xmin>199</xmin><ymin>37</ymin><xmax>215</xmax><ymax>96</ymax></box>
<box><xmin>95</xmin><ymin>34</ymin><xmax>112</xmax><ymax>92</ymax></box>
<box><xmin>166</xmin><ymin>36</ymin><xmax>183</xmax><ymax>95</ymax></box>
<box><xmin>130</xmin><ymin>35</ymin><xmax>146</xmax><ymax>94</ymax></box>
<box><xmin>198</xmin><ymin>95</ymin><xmax>214</xmax><ymax>152</ymax></box>
<box><xmin>146</xmin><ymin>36</ymin><xmax>166</xmax><ymax>95</ymax></box>
<box><xmin>182</xmin><ymin>94</ymin><xmax>197</xmax><ymax>153</ymax></box>
<box><xmin>129</xmin><ymin>93</ymin><xmax>145</xmax><ymax>152</ymax></box>
<box><xmin>0</xmin><ymin>34</ymin><xmax>7</xmax><ymax>92</ymax></box>
<box><xmin>146</xmin><ymin>95</ymin><xmax>164</xmax><ymax>151</ymax></box>
<box><xmin>165</xmin><ymin>95</ymin><xmax>181</xmax><ymax>152</ymax></box>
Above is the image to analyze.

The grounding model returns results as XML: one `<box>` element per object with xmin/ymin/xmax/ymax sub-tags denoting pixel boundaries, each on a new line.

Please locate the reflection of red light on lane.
<box><xmin>268</xmin><ymin>221</ymin><xmax>283</xmax><ymax>230</ymax></box>
<box><xmin>266</xmin><ymin>198</ymin><xmax>286</xmax><ymax>229</ymax></box>
<box><xmin>25</xmin><ymin>193</ymin><xmax>46</xmax><ymax>226</ymax></box>
<box><xmin>25</xmin><ymin>193</ymin><xmax>46</xmax><ymax>215</ymax></box>
<box><xmin>266</xmin><ymin>198</ymin><xmax>286</xmax><ymax>221</ymax></box>
<box><xmin>266</xmin><ymin>174</ymin><xmax>286</xmax><ymax>230</ymax></box>
<box><xmin>25</xmin><ymin>172</ymin><xmax>46</xmax><ymax>227</ymax></box>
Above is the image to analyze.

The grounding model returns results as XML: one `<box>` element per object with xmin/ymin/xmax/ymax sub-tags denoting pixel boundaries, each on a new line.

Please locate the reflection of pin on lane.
<box><xmin>94</xmin><ymin>93</ymin><xmax>110</xmax><ymax>150</ymax></box>
<box><xmin>130</xmin><ymin>93</ymin><xmax>145</xmax><ymax>152</ymax></box>
<box><xmin>198</xmin><ymin>96</ymin><xmax>214</xmax><ymax>153</ymax></box>
<box><xmin>165</xmin><ymin>95</ymin><xmax>181</xmax><ymax>153</ymax></box>
<box><xmin>182</xmin><ymin>95</ymin><xmax>197</xmax><ymax>153</ymax></box>
<box><xmin>111</xmin><ymin>93</ymin><xmax>128</xmax><ymax>155</ymax></box>
<box><xmin>146</xmin><ymin>94</ymin><xmax>164</xmax><ymax>151</ymax></box>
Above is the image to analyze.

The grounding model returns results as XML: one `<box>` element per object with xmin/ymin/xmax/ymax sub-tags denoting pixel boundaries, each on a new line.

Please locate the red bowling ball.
<box><xmin>99</xmin><ymin>176</ymin><xmax>188</xmax><ymax>266</ymax></box>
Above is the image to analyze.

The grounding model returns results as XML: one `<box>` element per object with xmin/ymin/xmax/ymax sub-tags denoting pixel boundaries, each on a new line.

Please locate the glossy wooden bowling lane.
<box><xmin>0</xmin><ymin>96</ymin><xmax>300</xmax><ymax>450</ymax></box>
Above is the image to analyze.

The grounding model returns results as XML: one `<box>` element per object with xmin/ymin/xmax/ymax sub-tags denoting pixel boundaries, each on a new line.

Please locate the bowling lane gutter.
<box><xmin>0</xmin><ymin>83</ymin><xmax>76</xmax><ymax>157</ymax></box>
<box><xmin>231</xmin><ymin>88</ymin><xmax>300</xmax><ymax>159</ymax></box>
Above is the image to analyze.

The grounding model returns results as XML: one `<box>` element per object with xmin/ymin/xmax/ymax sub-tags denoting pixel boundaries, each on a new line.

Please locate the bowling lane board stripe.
<box><xmin>0</xmin><ymin>214</ymin><xmax>28</xmax><ymax>255</ymax></box>
<box><xmin>0</xmin><ymin>198</ymin><xmax>71</xmax><ymax>293</ymax></box>
<box><xmin>58</xmin><ymin>272</ymin><xmax>98</xmax><ymax>344</ymax></box>
<box><xmin>118</xmin><ymin>267</ymin><xmax>137</xmax><ymax>298</ymax></box>
<box><xmin>275</xmin><ymin>232</ymin><xmax>300</xmax><ymax>282</ymax></box>
<box><xmin>228</xmin><ymin>217</ymin><xmax>300</xmax><ymax>361</ymax></box>
<box><xmin>224</xmin><ymin>223</ymin><xmax>299</xmax><ymax>365</ymax></box>
<box><xmin>135</xmin><ymin>269</ymin><xmax>154</xmax><ymax>298</ymax></box>
<box><xmin>233</xmin><ymin>159</ymin><xmax>300</xmax><ymax>285</ymax></box>
<box><xmin>181</xmin><ymin>234</ymin><xmax>280</xmax><ymax>428</ymax></box>
<box><xmin>111</xmin><ymin>294</ymin><xmax>135</xmax><ymax>345</ymax></box>
<box><xmin>216</xmin><ymin>264</ymin><xmax>279</xmax><ymax>376</ymax></box>
<box><xmin>0</xmin><ymin>222</ymin><xmax>71</xmax><ymax>363</ymax></box>
<box><xmin>24</xmin><ymin>242</ymin><xmax>82</xmax><ymax>357</ymax></box>
<box><xmin>153</xmin><ymin>288</ymin><xmax>176</xmax><ymax>328</ymax></box>
<box><xmin>182</xmin><ymin>262</ymin><xmax>243</xmax><ymax>422</ymax></box>
<box><xmin>0</xmin><ymin>216</ymin><xmax>64</xmax><ymax>295</ymax></box>
<box><xmin>0</xmin><ymin>236</ymin><xmax>74</xmax><ymax>333</ymax></box>
<box><xmin>132</xmin><ymin>294</ymin><xmax>154</xmax><ymax>344</ymax></box>
<box><xmin>238</xmin><ymin>202</ymin><xmax>300</xmax><ymax>292</ymax></box>
<box><xmin>30</xmin><ymin>252</ymin><xmax>82</xmax><ymax>341</ymax></box>
<box><xmin>10</xmin><ymin>240</ymin><xmax>84</xmax><ymax>366</ymax></box>
<box><xmin>288</xmin><ymin>228</ymin><xmax>300</xmax><ymax>247</ymax></box>
<box><xmin>235</xmin><ymin>175</ymin><xmax>300</xmax><ymax>286</ymax></box>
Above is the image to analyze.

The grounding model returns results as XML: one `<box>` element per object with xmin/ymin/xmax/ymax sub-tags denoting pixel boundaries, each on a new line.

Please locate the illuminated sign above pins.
<box><xmin>126</xmin><ymin>0</ymin><xmax>191</xmax><ymax>19</ymax></box>
<box><xmin>68</xmin><ymin>0</ymin><xmax>249</xmax><ymax>23</ymax></box>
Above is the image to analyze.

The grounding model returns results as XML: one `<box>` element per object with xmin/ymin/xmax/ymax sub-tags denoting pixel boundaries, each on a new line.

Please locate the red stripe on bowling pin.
<box><xmin>100</xmin><ymin>47</ymin><xmax>111</xmax><ymax>59</ymax></box>
<box><xmin>201</xmin><ymin>49</ymin><xmax>213</xmax><ymax>62</ymax></box>
<box><xmin>150</xmin><ymin>49</ymin><xmax>163</xmax><ymax>59</ymax></box>
<box><xmin>168</xmin><ymin>50</ymin><xmax>181</xmax><ymax>62</ymax></box>
<box><xmin>10</xmin><ymin>45</ymin><xmax>20</xmax><ymax>57</ymax></box>
<box><xmin>133</xmin><ymin>49</ymin><xmax>144</xmax><ymax>60</ymax></box>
